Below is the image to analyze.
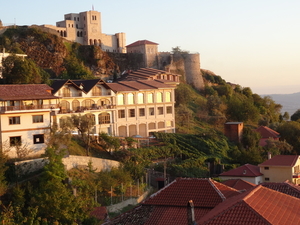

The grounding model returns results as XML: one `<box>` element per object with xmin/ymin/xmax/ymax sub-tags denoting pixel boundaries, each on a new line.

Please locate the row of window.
<box><xmin>10</xmin><ymin>134</ymin><xmax>44</xmax><ymax>147</ymax></box>
<box><xmin>9</xmin><ymin>115</ymin><xmax>43</xmax><ymax>125</ymax></box>
<box><xmin>60</xmin><ymin>113</ymin><xmax>111</xmax><ymax>125</ymax></box>
<box><xmin>118</xmin><ymin>106</ymin><xmax>172</xmax><ymax>119</ymax></box>
<box><xmin>117</xmin><ymin>92</ymin><xmax>172</xmax><ymax>105</ymax></box>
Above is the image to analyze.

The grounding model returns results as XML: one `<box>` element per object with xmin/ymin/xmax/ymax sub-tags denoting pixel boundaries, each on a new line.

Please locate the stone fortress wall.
<box><xmin>157</xmin><ymin>52</ymin><xmax>204</xmax><ymax>91</ymax></box>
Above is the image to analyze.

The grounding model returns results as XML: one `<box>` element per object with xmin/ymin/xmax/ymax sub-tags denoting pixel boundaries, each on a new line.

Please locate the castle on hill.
<box><xmin>41</xmin><ymin>10</ymin><xmax>126</xmax><ymax>53</ymax></box>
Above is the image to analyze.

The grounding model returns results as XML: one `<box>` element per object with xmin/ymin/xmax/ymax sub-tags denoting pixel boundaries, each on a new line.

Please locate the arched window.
<box><xmin>165</xmin><ymin>92</ymin><xmax>171</xmax><ymax>102</ymax></box>
<box><xmin>62</xmin><ymin>87</ymin><xmax>70</xmax><ymax>97</ymax></box>
<box><xmin>82</xmin><ymin>99</ymin><xmax>95</xmax><ymax>109</ymax></box>
<box><xmin>128</xmin><ymin>93</ymin><xmax>134</xmax><ymax>104</ymax></box>
<box><xmin>64</xmin><ymin>31</ymin><xmax>67</xmax><ymax>37</ymax></box>
<box><xmin>72</xmin><ymin>100</ymin><xmax>80</xmax><ymax>111</ymax></box>
<box><xmin>98</xmin><ymin>113</ymin><xmax>110</xmax><ymax>124</ymax></box>
<box><xmin>157</xmin><ymin>92</ymin><xmax>163</xmax><ymax>103</ymax></box>
<box><xmin>90</xmin><ymin>39</ymin><xmax>93</xmax><ymax>45</ymax></box>
<box><xmin>117</xmin><ymin>94</ymin><xmax>124</xmax><ymax>105</ymax></box>
<box><xmin>60</xmin><ymin>31</ymin><xmax>63</xmax><ymax>36</ymax></box>
<box><xmin>77</xmin><ymin>31</ymin><xmax>80</xmax><ymax>37</ymax></box>
<box><xmin>80</xmin><ymin>31</ymin><xmax>83</xmax><ymax>37</ymax></box>
<box><xmin>137</xmin><ymin>93</ymin><xmax>144</xmax><ymax>104</ymax></box>
<box><xmin>92</xmin><ymin>87</ymin><xmax>101</xmax><ymax>96</ymax></box>
<box><xmin>94</xmin><ymin>39</ymin><xmax>97</xmax><ymax>45</ymax></box>
<box><xmin>148</xmin><ymin>93</ymin><xmax>154</xmax><ymax>103</ymax></box>
<box><xmin>60</xmin><ymin>100</ymin><xmax>70</xmax><ymax>113</ymax></box>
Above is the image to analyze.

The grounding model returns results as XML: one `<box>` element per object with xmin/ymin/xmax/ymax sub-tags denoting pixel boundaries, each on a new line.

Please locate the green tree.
<box><xmin>206</xmin><ymin>95</ymin><xmax>226</xmax><ymax>116</ymax></box>
<box><xmin>241</xmin><ymin>127</ymin><xmax>261</xmax><ymax>149</ymax></box>
<box><xmin>63</xmin><ymin>55</ymin><xmax>93</xmax><ymax>79</ymax></box>
<box><xmin>61</xmin><ymin>114</ymin><xmax>96</xmax><ymax>155</ymax></box>
<box><xmin>277</xmin><ymin>121</ymin><xmax>300</xmax><ymax>154</ymax></box>
<box><xmin>31</xmin><ymin>148</ymin><xmax>93</xmax><ymax>224</ymax></box>
<box><xmin>0</xmin><ymin>150</ymin><xmax>7</xmax><ymax>197</ymax></box>
<box><xmin>2</xmin><ymin>55</ymin><xmax>49</xmax><ymax>84</ymax></box>
<box><xmin>98</xmin><ymin>132</ymin><xmax>121</xmax><ymax>153</ymax></box>
<box><xmin>264</xmin><ymin>138</ymin><xmax>293</xmax><ymax>156</ymax></box>
<box><xmin>282</xmin><ymin>112</ymin><xmax>290</xmax><ymax>121</ymax></box>
<box><xmin>291</xmin><ymin>109</ymin><xmax>300</xmax><ymax>122</ymax></box>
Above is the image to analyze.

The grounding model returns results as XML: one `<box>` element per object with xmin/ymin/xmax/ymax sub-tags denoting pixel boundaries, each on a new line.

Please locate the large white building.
<box><xmin>0</xmin><ymin>69</ymin><xmax>179</xmax><ymax>157</ymax></box>
<box><xmin>0</xmin><ymin>84</ymin><xmax>59</xmax><ymax>158</ymax></box>
<box><xmin>41</xmin><ymin>10</ymin><xmax>126</xmax><ymax>53</ymax></box>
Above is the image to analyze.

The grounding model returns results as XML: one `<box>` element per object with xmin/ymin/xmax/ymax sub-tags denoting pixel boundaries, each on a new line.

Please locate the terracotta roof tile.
<box><xmin>0</xmin><ymin>84</ymin><xmax>57</xmax><ymax>100</ymax></box>
<box><xmin>222</xmin><ymin>179</ymin><xmax>256</xmax><ymax>191</ymax></box>
<box><xmin>219</xmin><ymin>164</ymin><xmax>263</xmax><ymax>177</ymax></box>
<box><xmin>259</xmin><ymin>155</ymin><xmax>300</xmax><ymax>167</ymax></box>
<box><xmin>198</xmin><ymin>186</ymin><xmax>300</xmax><ymax>225</ymax></box>
<box><xmin>261</xmin><ymin>181</ymin><xmax>300</xmax><ymax>198</ymax></box>
<box><xmin>126</xmin><ymin>40</ymin><xmax>159</xmax><ymax>47</ymax></box>
<box><xmin>118</xmin><ymin>68</ymin><xmax>181</xmax><ymax>83</ymax></box>
<box><xmin>143</xmin><ymin>178</ymin><xmax>240</xmax><ymax>208</ymax></box>
<box><xmin>255</xmin><ymin>126</ymin><xmax>280</xmax><ymax>139</ymax></box>
<box><xmin>106</xmin><ymin>80</ymin><xmax>174</xmax><ymax>92</ymax></box>
<box><xmin>90</xmin><ymin>207</ymin><xmax>108</xmax><ymax>220</ymax></box>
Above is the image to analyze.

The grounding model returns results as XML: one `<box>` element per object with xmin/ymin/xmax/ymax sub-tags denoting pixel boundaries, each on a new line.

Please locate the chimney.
<box><xmin>268</xmin><ymin>152</ymin><xmax>272</xmax><ymax>160</ymax></box>
<box><xmin>187</xmin><ymin>200</ymin><xmax>196</xmax><ymax>225</ymax></box>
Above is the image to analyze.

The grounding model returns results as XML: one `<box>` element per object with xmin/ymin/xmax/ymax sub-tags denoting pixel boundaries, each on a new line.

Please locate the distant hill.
<box><xmin>262</xmin><ymin>92</ymin><xmax>300</xmax><ymax>117</ymax></box>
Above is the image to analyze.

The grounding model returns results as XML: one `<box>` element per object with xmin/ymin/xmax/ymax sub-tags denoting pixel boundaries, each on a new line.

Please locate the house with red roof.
<box><xmin>221</xmin><ymin>179</ymin><xmax>256</xmax><ymax>191</ymax></box>
<box><xmin>255</xmin><ymin>126</ymin><xmax>280</xmax><ymax>146</ymax></box>
<box><xmin>219</xmin><ymin>164</ymin><xmax>263</xmax><ymax>184</ymax></box>
<box><xmin>0</xmin><ymin>84</ymin><xmax>59</xmax><ymax>158</ymax></box>
<box><xmin>197</xmin><ymin>185</ymin><xmax>300</xmax><ymax>225</ymax></box>
<box><xmin>105</xmin><ymin>178</ymin><xmax>240</xmax><ymax>225</ymax></box>
<box><xmin>259</xmin><ymin>155</ymin><xmax>300</xmax><ymax>184</ymax></box>
<box><xmin>261</xmin><ymin>180</ymin><xmax>300</xmax><ymax>198</ymax></box>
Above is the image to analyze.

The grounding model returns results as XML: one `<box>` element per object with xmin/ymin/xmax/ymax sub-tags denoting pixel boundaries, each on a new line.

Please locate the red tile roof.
<box><xmin>222</xmin><ymin>179</ymin><xmax>256</xmax><ymax>191</ymax></box>
<box><xmin>90</xmin><ymin>207</ymin><xmax>108</xmax><ymax>221</ymax></box>
<box><xmin>219</xmin><ymin>164</ymin><xmax>263</xmax><ymax>177</ymax></box>
<box><xmin>255</xmin><ymin>126</ymin><xmax>280</xmax><ymax>139</ymax></box>
<box><xmin>143</xmin><ymin>178</ymin><xmax>240</xmax><ymax>208</ymax></box>
<box><xmin>0</xmin><ymin>84</ymin><xmax>58</xmax><ymax>100</ymax></box>
<box><xmin>106</xmin><ymin>178</ymin><xmax>240</xmax><ymax>225</ymax></box>
<box><xmin>259</xmin><ymin>155</ymin><xmax>300</xmax><ymax>167</ymax></box>
<box><xmin>198</xmin><ymin>185</ymin><xmax>300</xmax><ymax>225</ymax></box>
<box><xmin>118</xmin><ymin>68</ymin><xmax>180</xmax><ymax>83</ymax></box>
<box><xmin>261</xmin><ymin>181</ymin><xmax>300</xmax><ymax>198</ymax></box>
<box><xmin>106</xmin><ymin>80</ymin><xmax>174</xmax><ymax>92</ymax></box>
<box><xmin>126</xmin><ymin>40</ymin><xmax>159</xmax><ymax>47</ymax></box>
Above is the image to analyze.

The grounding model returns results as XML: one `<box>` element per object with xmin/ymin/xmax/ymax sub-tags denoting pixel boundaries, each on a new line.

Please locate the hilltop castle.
<box><xmin>41</xmin><ymin>9</ymin><xmax>205</xmax><ymax>90</ymax></box>
<box><xmin>126</xmin><ymin>40</ymin><xmax>204</xmax><ymax>90</ymax></box>
<box><xmin>41</xmin><ymin>10</ymin><xmax>126</xmax><ymax>53</ymax></box>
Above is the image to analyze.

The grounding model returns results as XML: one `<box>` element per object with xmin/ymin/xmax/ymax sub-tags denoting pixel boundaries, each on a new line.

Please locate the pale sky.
<box><xmin>1</xmin><ymin>0</ymin><xmax>300</xmax><ymax>95</ymax></box>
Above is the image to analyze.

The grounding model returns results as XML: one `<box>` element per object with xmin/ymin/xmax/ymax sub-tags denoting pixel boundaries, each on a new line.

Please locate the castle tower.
<box><xmin>43</xmin><ymin>10</ymin><xmax>126</xmax><ymax>53</ymax></box>
<box><xmin>126</xmin><ymin>40</ymin><xmax>159</xmax><ymax>67</ymax></box>
<box><xmin>183</xmin><ymin>53</ymin><xmax>204</xmax><ymax>91</ymax></box>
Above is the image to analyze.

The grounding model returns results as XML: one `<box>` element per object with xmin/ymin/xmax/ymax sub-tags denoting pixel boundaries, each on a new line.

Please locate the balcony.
<box><xmin>293</xmin><ymin>172</ymin><xmax>300</xmax><ymax>178</ymax></box>
<box><xmin>0</xmin><ymin>104</ymin><xmax>59</xmax><ymax>113</ymax></box>
<box><xmin>58</xmin><ymin>93</ymin><xmax>82</xmax><ymax>97</ymax></box>
<box><xmin>58</xmin><ymin>104</ymin><xmax>116</xmax><ymax>114</ymax></box>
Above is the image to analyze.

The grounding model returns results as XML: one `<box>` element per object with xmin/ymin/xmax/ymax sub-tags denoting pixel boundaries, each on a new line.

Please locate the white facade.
<box><xmin>219</xmin><ymin>175</ymin><xmax>263</xmax><ymax>185</ymax></box>
<box><xmin>52</xmin><ymin>79</ymin><xmax>176</xmax><ymax>138</ymax></box>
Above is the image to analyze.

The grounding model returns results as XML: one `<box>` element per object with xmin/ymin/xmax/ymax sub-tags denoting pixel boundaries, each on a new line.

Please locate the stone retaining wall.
<box><xmin>14</xmin><ymin>155</ymin><xmax>119</xmax><ymax>176</ymax></box>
